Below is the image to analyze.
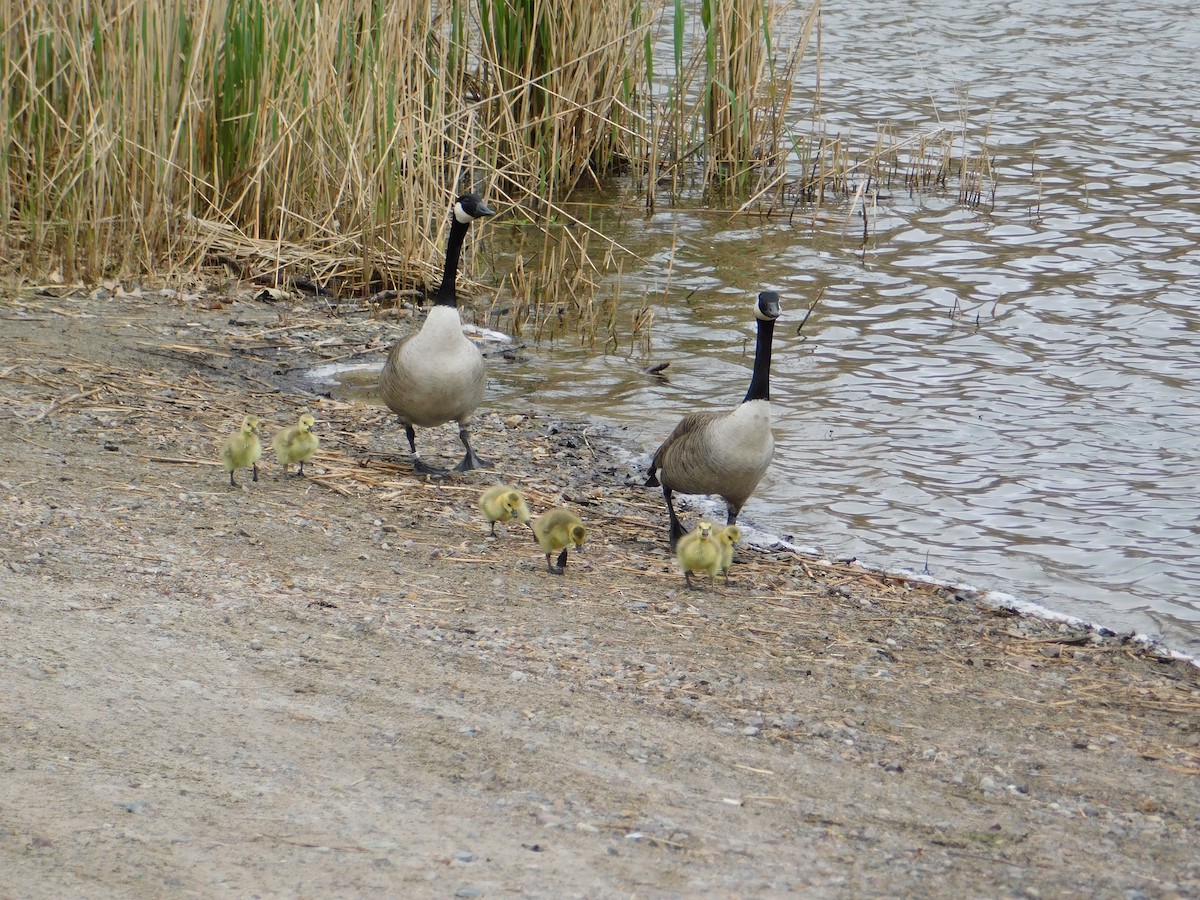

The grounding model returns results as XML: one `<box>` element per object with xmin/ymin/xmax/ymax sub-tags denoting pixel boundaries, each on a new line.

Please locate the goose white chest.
<box><xmin>385</xmin><ymin>306</ymin><xmax>485</xmax><ymax>427</ymax></box>
<box><xmin>706</xmin><ymin>398</ymin><xmax>774</xmax><ymax>479</ymax></box>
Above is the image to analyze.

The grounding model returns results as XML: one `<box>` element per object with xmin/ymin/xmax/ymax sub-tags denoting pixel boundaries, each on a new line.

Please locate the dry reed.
<box><xmin>2</xmin><ymin>0</ymin><xmax>976</xmax><ymax>342</ymax></box>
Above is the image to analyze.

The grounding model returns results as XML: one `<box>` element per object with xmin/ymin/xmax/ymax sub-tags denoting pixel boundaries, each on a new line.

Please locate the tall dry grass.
<box><xmin>0</xmin><ymin>0</ymin><xmax>617</xmax><ymax>288</ymax></box>
<box><xmin>1</xmin><ymin>0</ymin><xmax>975</xmax><ymax>334</ymax></box>
<box><xmin>2</xmin><ymin>0</ymin><xmax>667</xmax><ymax>289</ymax></box>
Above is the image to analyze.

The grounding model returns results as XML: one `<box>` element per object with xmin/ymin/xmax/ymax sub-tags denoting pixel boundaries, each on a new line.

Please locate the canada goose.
<box><xmin>378</xmin><ymin>192</ymin><xmax>496</xmax><ymax>475</ymax></box>
<box><xmin>221</xmin><ymin>415</ymin><xmax>261</xmax><ymax>486</ymax></box>
<box><xmin>646</xmin><ymin>290</ymin><xmax>781</xmax><ymax>548</ymax></box>
<box><xmin>479</xmin><ymin>483</ymin><xmax>532</xmax><ymax>536</ymax></box>
<box><xmin>714</xmin><ymin>524</ymin><xmax>742</xmax><ymax>584</ymax></box>
<box><xmin>531</xmin><ymin>508</ymin><xmax>587</xmax><ymax>575</ymax></box>
<box><xmin>272</xmin><ymin>413</ymin><xmax>319</xmax><ymax>476</ymax></box>
<box><xmin>676</xmin><ymin>519</ymin><xmax>721</xmax><ymax>590</ymax></box>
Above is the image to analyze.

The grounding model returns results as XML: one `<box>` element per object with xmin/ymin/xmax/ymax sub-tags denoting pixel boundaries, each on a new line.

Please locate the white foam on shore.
<box><xmin>760</xmin><ymin>528</ymin><xmax>1198</xmax><ymax>667</ymax></box>
<box><xmin>305</xmin><ymin>360</ymin><xmax>379</xmax><ymax>381</ymax></box>
<box><xmin>462</xmin><ymin>323</ymin><xmax>513</xmax><ymax>344</ymax></box>
<box><xmin>303</xmin><ymin>324</ymin><xmax>512</xmax><ymax>384</ymax></box>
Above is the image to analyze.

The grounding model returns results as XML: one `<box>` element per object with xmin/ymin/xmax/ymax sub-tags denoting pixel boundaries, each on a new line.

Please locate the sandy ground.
<box><xmin>1</xmin><ymin>284</ymin><xmax>1199</xmax><ymax>899</ymax></box>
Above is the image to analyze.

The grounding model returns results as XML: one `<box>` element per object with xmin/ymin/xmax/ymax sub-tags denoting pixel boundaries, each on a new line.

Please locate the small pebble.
<box><xmin>249</xmin><ymin>639</ymin><xmax>263</xmax><ymax>651</ymax></box>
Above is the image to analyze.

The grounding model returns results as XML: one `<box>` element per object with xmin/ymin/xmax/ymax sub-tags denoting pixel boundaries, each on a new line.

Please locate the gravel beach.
<box><xmin>2</xmin><ymin>285</ymin><xmax>1198</xmax><ymax>898</ymax></box>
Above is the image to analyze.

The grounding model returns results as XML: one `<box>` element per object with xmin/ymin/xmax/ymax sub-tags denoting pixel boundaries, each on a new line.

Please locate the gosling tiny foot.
<box><xmin>545</xmin><ymin>553</ymin><xmax>566</xmax><ymax>575</ymax></box>
<box><xmin>252</xmin><ymin>463</ymin><xmax>259</xmax><ymax>483</ymax></box>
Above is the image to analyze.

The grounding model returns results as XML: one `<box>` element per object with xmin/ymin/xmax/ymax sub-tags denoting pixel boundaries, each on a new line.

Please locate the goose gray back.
<box><xmin>646</xmin><ymin>290</ymin><xmax>781</xmax><ymax>547</ymax></box>
<box><xmin>379</xmin><ymin>192</ymin><xmax>495</xmax><ymax>475</ymax></box>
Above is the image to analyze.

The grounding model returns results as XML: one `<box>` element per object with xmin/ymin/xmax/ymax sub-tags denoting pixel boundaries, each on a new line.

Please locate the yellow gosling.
<box><xmin>479</xmin><ymin>484</ymin><xmax>532</xmax><ymax>536</ymax></box>
<box><xmin>221</xmin><ymin>415</ymin><xmax>261</xmax><ymax>486</ymax></box>
<box><xmin>272</xmin><ymin>413</ymin><xmax>319</xmax><ymax>476</ymax></box>
<box><xmin>531</xmin><ymin>508</ymin><xmax>587</xmax><ymax>575</ymax></box>
<box><xmin>714</xmin><ymin>524</ymin><xmax>742</xmax><ymax>585</ymax></box>
<box><xmin>676</xmin><ymin>519</ymin><xmax>721</xmax><ymax>590</ymax></box>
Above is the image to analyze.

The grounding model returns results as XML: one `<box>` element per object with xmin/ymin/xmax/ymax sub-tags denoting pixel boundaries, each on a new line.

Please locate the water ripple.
<box><xmin>475</xmin><ymin>0</ymin><xmax>1200</xmax><ymax>652</ymax></box>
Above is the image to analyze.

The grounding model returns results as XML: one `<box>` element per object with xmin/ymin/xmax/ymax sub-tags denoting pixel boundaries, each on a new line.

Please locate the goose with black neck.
<box><xmin>379</xmin><ymin>192</ymin><xmax>495</xmax><ymax>475</ymax></box>
<box><xmin>646</xmin><ymin>290</ymin><xmax>782</xmax><ymax>548</ymax></box>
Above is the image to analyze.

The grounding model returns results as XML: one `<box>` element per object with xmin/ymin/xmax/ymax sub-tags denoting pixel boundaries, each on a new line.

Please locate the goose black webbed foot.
<box><xmin>454</xmin><ymin>450</ymin><xmax>491</xmax><ymax>472</ymax></box>
<box><xmin>454</xmin><ymin>427</ymin><xmax>491</xmax><ymax>471</ymax></box>
<box><xmin>412</xmin><ymin>457</ymin><xmax>448</xmax><ymax>477</ymax></box>
<box><xmin>668</xmin><ymin>520</ymin><xmax>685</xmax><ymax>551</ymax></box>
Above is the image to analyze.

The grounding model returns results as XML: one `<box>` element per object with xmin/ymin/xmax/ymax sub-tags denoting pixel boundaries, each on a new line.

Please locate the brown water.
<box><xmin>344</xmin><ymin>1</ymin><xmax>1200</xmax><ymax>652</ymax></box>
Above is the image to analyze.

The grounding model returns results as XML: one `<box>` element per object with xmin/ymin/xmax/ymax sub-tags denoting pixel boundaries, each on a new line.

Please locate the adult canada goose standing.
<box><xmin>379</xmin><ymin>192</ymin><xmax>495</xmax><ymax>475</ymax></box>
<box><xmin>646</xmin><ymin>290</ymin><xmax>781</xmax><ymax>548</ymax></box>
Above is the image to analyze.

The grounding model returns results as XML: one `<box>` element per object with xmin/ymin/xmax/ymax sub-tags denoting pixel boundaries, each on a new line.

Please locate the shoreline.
<box><xmin>304</xmin><ymin>325</ymin><xmax>1200</xmax><ymax>665</ymax></box>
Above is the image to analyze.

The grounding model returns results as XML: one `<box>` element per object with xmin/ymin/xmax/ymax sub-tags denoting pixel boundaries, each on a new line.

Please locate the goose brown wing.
<box><xmin>378</xmin><ymin>332</ymin><xmax>415</xmax><ymax>414</ymax></box>
<box><xmin>652</xmin><ymin>410</ymin><xmax>728</xmax><ymax>468</ymax></box>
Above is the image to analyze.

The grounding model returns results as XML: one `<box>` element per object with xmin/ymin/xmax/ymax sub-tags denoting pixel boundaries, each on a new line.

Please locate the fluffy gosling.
<box><xmin>221</xmin><ymin>415</ymin><xmax>262</xmax><ymax>486</ymax></box>
<box><xmin>531</xmin><ymin>508</ymin><xmax>587</xmax><ymax>575</ymax></box>
<box><xmin>676</xmin><ymin>519</ymin><xmax>721</xmax><ymax>590</ymax></box>
<box><xmin>479</xmin><ymin>484</ymin><xmax>532</xmax><ymax>536</ymax></box>
<box><xmin>272</xmin><ymin>413</ymin><xmax>319</xmax><ymax>476</ymax></box>
<box><xmin>714</xmin><ymin>524</ymin><xmax>742</xmax><ymax>585</ymax></box>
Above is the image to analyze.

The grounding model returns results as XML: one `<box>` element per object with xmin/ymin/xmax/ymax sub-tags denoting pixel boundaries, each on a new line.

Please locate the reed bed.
<box><xmin>2</xmin><ymin>0</ymin><xmax>976</xmax><ymax>341</ymax></box>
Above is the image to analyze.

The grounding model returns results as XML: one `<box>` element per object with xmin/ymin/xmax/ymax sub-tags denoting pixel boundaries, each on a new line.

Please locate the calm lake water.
<box><xmin>365</xmin><ymin>1</ymin><xmax>1200</xmax><ymax>652</ymax></box>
